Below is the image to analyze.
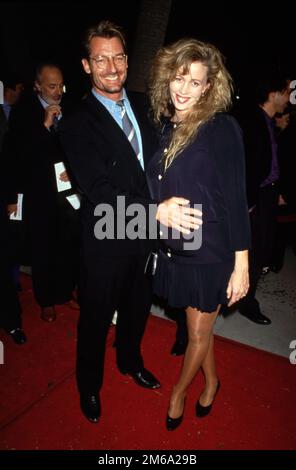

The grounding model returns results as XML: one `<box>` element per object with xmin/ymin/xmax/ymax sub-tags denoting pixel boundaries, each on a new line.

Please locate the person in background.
<box><xmin>0</xmin><ymin>175</ymin><xmax>26</xmax><ymax>344</ymax></box>
<box><xmin>0</xmin><ymin>76</ymin><xmax>24</xmax><ymax>290</ymax></box>
<box><xmin>3</xmin><ymin>63</ymin><xmax>79</xmax><ymax>323</ymax></box>
<box><xmin>0</xmin><ymin>76</ymin><xmax>24</xmax><ymax>151</ymax></box>
<box><xmin>237</xmin><ymin>76</ymin><xmax>290</xmax><ymax>324</ymax></box>
<box><xmin>271</xmin><ymin>106</ymin><xmax>296</xmax><ymax>271</ymax></box>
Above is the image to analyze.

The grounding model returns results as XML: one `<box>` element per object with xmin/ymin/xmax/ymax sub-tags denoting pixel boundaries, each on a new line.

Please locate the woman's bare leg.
<box><xmin>199</xmin><ymin>332</ymin><xmax>219</xmax><ymax>406</ymax></box>
<box><xmin>168</xmin><ymin>305</ymin><xmax>219</xmax><ymax>418</ymax></box>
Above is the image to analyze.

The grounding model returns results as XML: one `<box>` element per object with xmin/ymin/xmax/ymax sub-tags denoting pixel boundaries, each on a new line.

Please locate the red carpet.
<box><xmin>0</xmin><ymin>274</ymin><xmax>295</xmax><ymax>450</ymax></box>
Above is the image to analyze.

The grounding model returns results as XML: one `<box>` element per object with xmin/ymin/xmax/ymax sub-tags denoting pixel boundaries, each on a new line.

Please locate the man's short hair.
<box><xmin>256</xmin><ymin>74</ymin><xmax>288</xmax><ymax>105</ymax></box>
<box><xmin>82</xmin><ymin>20</ymin><xmax>126</xmax><ymax>58</ymax></box>
<box><xmin>35</xmin><ymin>62</ymin><xmax>62</xmax><ymax>83</ymax></box>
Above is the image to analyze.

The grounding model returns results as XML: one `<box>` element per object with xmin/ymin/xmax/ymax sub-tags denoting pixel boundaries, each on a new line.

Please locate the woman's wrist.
<box><xmin>234</xmin><ymin>250</ymin><xmax>249</xmax><ymax>272</ymax></box>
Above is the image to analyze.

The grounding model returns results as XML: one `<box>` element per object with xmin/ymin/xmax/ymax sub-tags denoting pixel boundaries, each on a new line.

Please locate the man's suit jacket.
<box><xmin>239</xmin><ymin>107</ymin><xmax>273</xmax><ymax>208</ymax></box>
<box><xmin>4</xmin><ymin>93</ymin><xmax>73</xmax><ymax>204</ymax></box>
<box><xmin>59</xmin><ymin>92</ymin><xmax>158</xmax><ymax>259</ymax></box>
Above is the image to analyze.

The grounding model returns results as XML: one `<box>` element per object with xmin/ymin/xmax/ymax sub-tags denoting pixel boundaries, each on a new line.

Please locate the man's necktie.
<box><xmin>116</xmin><ymin>100</ymin><xmax>140</xmax><ymax>159</ymax></box>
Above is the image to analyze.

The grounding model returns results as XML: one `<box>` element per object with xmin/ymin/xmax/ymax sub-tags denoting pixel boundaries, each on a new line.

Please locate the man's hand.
<box><xmin>7</xmin><ymin>204</ymin><xmax>18</xmax><ymax>216</ymax></box>
<box><xmin>59</xmin><ymin>170</ymin><xmax>69</xmax><ymax>182</ymax></box>
<box><xmin>156</xmin><ymin>197</ymin><xmax>202</xmax><ymax>234</ymax></box>
<box><xmin>44</xmin><ymin>105</ymin><xmax>61</xmax><ymax>129</ymax></box>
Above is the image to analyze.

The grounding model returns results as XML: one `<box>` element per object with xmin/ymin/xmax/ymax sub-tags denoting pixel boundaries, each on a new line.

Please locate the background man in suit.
<box><xmin>271</xmin><ymin>107</ymin><xmax>296</xmax><ymax>272</ymax></box>
<box><xmin>60</xmin><ymin>20</ymin><xmax>201</xmax><ymax>423</ymax></box>
<box><xmin>4</xmin><ymin>63</ymin><xmax>79</xmax><ymax>322</ymax></box>
<box><xmin>237</xmin><ymin>76</ymin><xmax>290</xmax><ymax>324</ymax></box>
<box><xmin>0</xmin><ymin>181</ymin><xmax>26</xmax><ymax>345</ymax></box>
<box><xmin>0</xmin><ymin>76</ymin><xmax>26</xmax><ymax>344</ymax></box>
<box><xmin>0</xmin><ymin>77</ymin><xmax>24</xmax><ymax>151</ymax></box>
<box><xmin>0</xmin><ymin>76</ymin><xmax>25</xmax><ymax>292</ymax></box>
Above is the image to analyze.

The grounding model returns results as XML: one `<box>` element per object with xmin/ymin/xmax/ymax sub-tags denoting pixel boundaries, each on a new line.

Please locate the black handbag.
<box><xmin>144</xmin><ymin>251</ymin><xmax>158</xmax><ymax>279</ymax></box>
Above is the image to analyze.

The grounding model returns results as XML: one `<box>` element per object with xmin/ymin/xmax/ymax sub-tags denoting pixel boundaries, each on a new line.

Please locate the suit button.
<box><xmin>158</xmin><ymin>174</ymin><xmax>162</xmax><ymax>180</ymax></box>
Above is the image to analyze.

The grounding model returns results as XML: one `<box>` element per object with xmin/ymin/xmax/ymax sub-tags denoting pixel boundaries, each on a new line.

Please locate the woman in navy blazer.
<box><xmin>147</xmin><ymin>38</ymin><xmax>251</xmax><ymax>430</ymax></box>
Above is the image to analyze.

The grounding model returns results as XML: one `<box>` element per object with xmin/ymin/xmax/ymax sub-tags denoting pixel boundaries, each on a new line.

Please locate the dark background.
<box><xmin>1</xmin><ymin>0</ymin><xmax>295</xmax><ymax>104</ymax></box>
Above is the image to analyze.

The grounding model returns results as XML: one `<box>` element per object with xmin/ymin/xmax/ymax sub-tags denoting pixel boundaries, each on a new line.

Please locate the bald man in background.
<box><xmin>3</xmin><ymin>63</ymin><xmax>79</xmax><ymax>322</ymax></box>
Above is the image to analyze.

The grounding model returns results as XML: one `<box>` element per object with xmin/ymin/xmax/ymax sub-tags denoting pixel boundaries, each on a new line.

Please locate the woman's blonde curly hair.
<box><xmin>148</xmin><ymin>38</ymin><xmax>233</xmax><ymax>170</ymax></box>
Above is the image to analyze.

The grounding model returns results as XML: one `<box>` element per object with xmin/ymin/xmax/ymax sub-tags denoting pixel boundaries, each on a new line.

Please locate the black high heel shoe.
<box><xmin>166</xmin><ymin>398</ymin><xmax>186</xmax><ymax>431</ymax></box>
<box><xmin>196</xmin><ymin>380</ymin><xmax>220</xmax><ymax>418</ymax></box>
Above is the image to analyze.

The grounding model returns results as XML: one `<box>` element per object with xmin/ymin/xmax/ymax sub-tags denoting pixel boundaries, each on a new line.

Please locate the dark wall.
<box><xmin>165</xmin><ymin>2</ymin><xmax>296</xmax><ymax>105</ymax></box>
<box><xmin>1</xmin><ymin>0</ymin><xmax>295</xmax><ymax>105</ymax></box>
<box><xmin>0</xmin><ymin>1</ymin><xmax>141</xmax><ymax>100</ymax></box>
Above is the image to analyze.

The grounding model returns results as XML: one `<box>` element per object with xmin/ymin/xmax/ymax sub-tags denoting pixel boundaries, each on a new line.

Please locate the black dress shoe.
<box><xmin>170</xmin><ymin>340</ymin><xmax>188</xmax><ymax>356</ymax></box>
<box><xmin>196</xmin><ymin>380</ymin><xmax>220</xmax><ymax>418</ymax></box>
<box><xmin>240</xmin><ymin>311</ymin><xmax>271</xmax><ymax>325</ymax></box>
<box><xmin>9</xmin><ymin>328</ymin><xmax>27</xmax><ymax>345</ymax></box>
<box><xmin>80</xmin><ymin>394</ymin><xmax>101</xmax><ymax>423</ymax></box>
<box><xmin>270</xmin><ymin>264</ymin><xmax>283</xmax><ymax>273</ymax></box>
<box><xmin>119</xmin><ymin>367</ymin><xmax>161</xmax><ymax>389</ymax></box>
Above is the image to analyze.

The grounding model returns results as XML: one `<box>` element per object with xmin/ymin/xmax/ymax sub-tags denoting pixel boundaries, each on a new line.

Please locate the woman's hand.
<box><xmin>156</xmin><ymin>197</ymin><xmax>202</xmax><ymax>234</ymax></box>
<box><xmin>226</xmin><ymin>250</ymin><xmax>249</xmax><ymax>306</ymax></box>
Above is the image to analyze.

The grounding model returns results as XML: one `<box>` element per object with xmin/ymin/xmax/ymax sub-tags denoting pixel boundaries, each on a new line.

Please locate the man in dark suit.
<box><xmin>0</xmin><ymin>78</ymin><xmax>24</xmax><ymax>264</ymax></box>
<box><xmin>0</xmin><ymin>189</ymin><xmax>27</xmax><ymax>345</ymax></box>
<box><xmin>0</xmin><ymin>77</ymin><xmax>24</xmax><ymax>151</ymax></box>
<box><xmin>271</xmin><ymin>108</ymin><xmax>296</xmax><ymax>271</ymax></box>
<box><xmin>4</xmin><ymin>63</ymin><xmax>79</xmax><ymax>322</ymax></box>
<box><xmin>237</xmin><ymin>76</ymin><xmax>290</xmax><ymax>324</ymax></box>
<box><xmin>0</xmin><ymin>76</ymin><xmax>26</xmax><ymax>344</ymax></box>
<box><xmin>60</xmin><ymin>20</ymin><xmax>201</xmax><ymax>423</ymax></box>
